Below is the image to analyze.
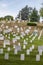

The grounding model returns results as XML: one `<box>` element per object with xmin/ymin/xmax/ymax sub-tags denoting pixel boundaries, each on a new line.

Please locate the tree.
<box><xmin>30</xmin><ymin>8</ymin><xmax>40</xmax><ymax>22</ymax></box>
<box><xmin>40</xmin><ymin>7</ymin><xmax>43</xmax><ymax>20</ymax></box>
<box><xmin>17</xmin><ymin>5</ymin><xmax>32</xmax><ymax>20</ymax></box>
<box><xmin>28</xmin><ymin>7</ymin><xmax>33</xmax><ymax>22</ymax></box>
<box><xmin>0</xmin><ymin>17</ymin><xmax>4</xmax><ymax>21</ymax></box>
<box><xmin>4</xmin><ymin>15</ymin><xmax>14</xmax><ymax>21</ymax></box>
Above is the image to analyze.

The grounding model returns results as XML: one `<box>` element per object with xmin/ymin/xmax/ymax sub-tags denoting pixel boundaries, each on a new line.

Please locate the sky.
<box><xmin>0</xmin><ymin>0</ymin><xmax>43</xmax><ymax>19</ymax></box>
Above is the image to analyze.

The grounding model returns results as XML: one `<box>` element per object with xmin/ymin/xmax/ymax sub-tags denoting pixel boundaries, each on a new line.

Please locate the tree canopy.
<box><xmin>17</xmin><ymin>5</ymin><xmax>40</xmax><ymax>22</ymax></box>
<box><xmin>17</xmin><ymin>5</ymin><xmax>32</xmax><ymax>20</ymax></box>
<box><xmin>40</xmin><ymin>7</ymin><xmax>43</xmax><ymax>18</ymax></box>
<box><xmin>0</xmin><ymin>15</ymin><xmax>14</xmax><ymax>21</ymax></box>
<box><xmin>4</xmin><ymin>15</ymin><xmax>14</xmax><ymax>21</ymax></box>
<box><xmin>30</xmin><ymin>8</ymin><xmax>40</xmax><ymax>22</ymax></box>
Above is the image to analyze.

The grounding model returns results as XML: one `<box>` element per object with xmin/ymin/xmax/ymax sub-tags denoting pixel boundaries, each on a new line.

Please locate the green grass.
<box><xmin>0</xmin><ymin>34</ymin><xmax>43</xmax><ymax>65</ymax></box>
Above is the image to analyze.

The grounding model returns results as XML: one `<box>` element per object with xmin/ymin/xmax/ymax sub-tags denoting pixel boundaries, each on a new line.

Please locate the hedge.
<box><xmin>27</xmin><ymin>22</ymin><xmax>37</xmax><ymax>26</ymax></box>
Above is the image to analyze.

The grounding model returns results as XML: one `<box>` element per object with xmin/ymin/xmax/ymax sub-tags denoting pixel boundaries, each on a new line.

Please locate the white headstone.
<box><xmin>15</xmin><ymin>25</ymin><xmax>18</xmax><ymax>28</ymax></box>
<box><xmin>0</xmin><ymin>49</ymin><xmax>3</xmax><ymax>54</ymax></box>
<box><xmin>29</xmin><ymin>47</ymin><xmax>32</xmax><ymax>52</ymax></box>
<box><xmin>29</xmin><ymin>27</ymin><xmax>31</xmax><ymax>30</ymax></box>
<box><xmin>6</xmin><ymin>26</ymin><xmax>8</xmax><ymax>29</ymax></box>
<box><xmin>4</xmin><ymin>53</ymin><xmax>9</xmax><ymax>60</ymax></box>
<box><xmin>15</xmin><ymin>45</ymin><xmax>21</xmax><ymax>51</ymax></box>
<box><xmin>13</xmin><ymin>45</ymin><xmax>15</xmax><ymax>48</ymax></box>
<box><xmin>12</xmin><ymin>38</ymin><xmax>17</xmax><ymax>43</ymax></box>
<box><xmin>4</xmin><ymin>40</ymin><xmax>10</xmax><ymax>45</ymax></box>
<box><xmin>18</xmin><ymin>43</ymin><xmax>21</xmax><ymax>46</ymax></box>
<box><xmin>24</xmin><ymin>40</ymin><xmax>27</xmax><ymax>45</ymax></box>
<box><xmin>7</xmin><ymin>47</ymin><xmax>10</xmax><ymax>51</ymax></box>
<box><xmin>23</xmin><ymin>45</ymin><xmax>26</xmax><ymax>49</ymax></box>
<box><xmin>39</xmin><ymin>50</ymin><xmax>42</xmax><ymax>55</ymax></box>
<box><xmin>32</xmin><ymin>45</ymin><xmax>34</xmax><ymax>49</ymax></box>
<box><xmin>3</xmin><ymin>43</ymin><xmax>6</xmax><ymax>48</ymax></box>
<box><xmin>30</xmin><ymin>40</ymin><xmax>32</xmax><ymax>43</ymax></box>
<box><xmin>20</xmin><ymin>54</ymin><xmax>25</xmax><ymax>60</ymax></box>
<box><xmin>26</xmin><ymin>49</ymin><xmax>30</xmax><ymax>55</ymax></box>
<box><xmin>0</xmin><ymin>34</ymin><xmax>4</xmax><ymax>40</ymax></box>
<box><xmin>14</xmin><ymin>49</ymin><xmax>17</xmax><ymax>54</ymax></box>
<box><xmin>36</xmin><ymin>54</ymin><xmax>40</xmax><ymax>61</ymax></box>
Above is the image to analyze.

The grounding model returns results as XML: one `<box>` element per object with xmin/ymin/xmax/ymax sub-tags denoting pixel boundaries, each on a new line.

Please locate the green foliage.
<box><xmin>0</xmin><ymin>15</ymin><xmax>14</xmax><ymax>21</ymax></box>
<box><xmin>40</xmin><ymin>7</ymin><xmax>43</xmax><ymax>17</ymax></box>
<box><xmin>17</xmin><ymin>5</ymin><xmax>32</xmax><ymax>20</ymax></box>
<box><xmin>0</xmin><ymin>17</ymin><xmax>4</xmax><ymax>21</ymax></box>
<box><xmin>30</xmin><ymin>8</ymin><xmax>40</xmax><ymax>22</ymax></box>
<box><xmin>27</xmin><ymin>22</ymin><xmax>37</xmax><ymax>26</ymax></box>
<box><xmin>4</xmin><ymin>15</ymin><xmax>14</xmax><ymax>21</ymax></box>
<box><xmin>17</xmin><ymin>6</ymin><xmax>40</xmax><ymax>22</ymax></box>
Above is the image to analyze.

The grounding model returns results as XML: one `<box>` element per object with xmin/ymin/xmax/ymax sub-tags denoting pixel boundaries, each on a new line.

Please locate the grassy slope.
<box><xmin>0</xmin><ymin>34</ymin><xmax>43</xmax><ymax>65</ymax></box>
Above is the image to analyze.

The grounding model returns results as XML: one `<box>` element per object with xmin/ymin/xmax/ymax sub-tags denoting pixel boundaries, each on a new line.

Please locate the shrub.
<box><xmin>27</xmin><ymin>22</ymin><xmax>37</xmax><ymax>26</ymax></box>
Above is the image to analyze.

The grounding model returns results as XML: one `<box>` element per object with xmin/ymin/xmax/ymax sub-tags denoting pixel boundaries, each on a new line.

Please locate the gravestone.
<box><xmin>0</xmin><ymin>34</ymin><xmax>4</xmax><ymax>40</ymax></box>
<box><xmin>14</xmin><ymin>49</ymin><xmax>18</xmax><ymax>54</ymax></box>
<box><xmin>26</xmin><ymin>49</ymin><xmax>30</xmax><ymax>55</ymax></box>
<box><xmin>15</xmin><ymin>45</ymin><xmax>21</xmax><ymax>51</ymax></box>
<box><xmin>17</xmin><ymin>28</ymin><xmax>19</xmax><ymax>32</ymax></box>
<box><xmin>0</xmin><ymin>49</ymin><xmax>3</xmax><ymax>54</ymax></box>
<box><xmin>36</xmin><ymin>54</ymin><xmax>40</xmax><ymax>61</ymax></box>
<box><xmin>38</xmin><ymin>46</ymin><xmax>43</xmax><ymax>52</ymax></box>
<box><xmin>24</xmin><ymin>40</ymin><xmax>27</xmax><ymax>45</ymax></box>
<box><xmin>15</xmin><ymin>36</ymin><xmax>20</xmax><ymax>40</ymax></box>
<box><xmin>32</xmin><ymin>45</ymin><xmax>34</xmax><ymax>49</ymax></box>
<box><xmin>6</xmin><ymin>26</ymin><xmax>8</xmax><ymax>29</ymax></box>
<box><xmin>29</xmin><ymin>47</ymin><xmax>32</xmax><ymax>52</ymax></box>
<box><xmin>3</xmin><ymin>43</ymin><xmax>6</xmax><ymax>48</ymax></box>
<box><xmin>23</xmin><ymin>45</ymin><xmax>26</xmax><ymax>49</ymax></box>
<box><xmin>12</xmin><ymin>38</ymin><xmax>17</xmax><ymax>43</ymax></box>
<box><xmin>18</xmin><ymin>43</ymin><xmax>21</xmax><ymax>46</ymax></box>
<box><xmin>20</xmin><ymin>54</ymin><xmax>25</xmax><ymax>60</ymax></box>
<box><xmin>30</xmin><ymin>40</ymin><xmax>32</xmax><ymax>43</ymax></box>
<box><xmin>25</xmin><ymin>29</ymin><xmax>30</xmax><ymax>35</ymax></box>
<box><xmin>15</xmin><ymin>25</ymin><xmax>18</xmax><ymax>28</ymax></box>
<box><xmin>20</xmin><ymin>35</ymin><xmax>24</xmax><ymax>39</ymax></box>
<box><xmin>39</xmin><ymin>50</ymin><xmax>42</xmax><ymax>55</ymax></box>
<box><xmin>13</xmin><ymin>45</ymin><xmax>15</xmax><ymax>48</ymax></box>
<box><xmin>29</xmin><ymin>27</ymin><xmax>31</xmax><ymax>30</ymax></box>
<box><xmin>4</xmin><ymin>40</ymin><xmax>10</xmax><ymax>45</ymax></box>
<box><xmin>7</xmin><ymin>47</ymin><xmax>10</xmax><ymax>51</ymax></box>
<box><xmin>4</xmin><ymin>53</ymin><xmax>9</xmax><ymax>60</ymax></box>
<box><xmin>20</xmin><ymin>27</ymin><xmax>23</xmax><ymax>31</ymax></box>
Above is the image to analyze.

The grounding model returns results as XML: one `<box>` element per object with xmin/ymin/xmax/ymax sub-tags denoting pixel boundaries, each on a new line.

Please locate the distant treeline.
<box><xmin>0</xmin><ymin>15</ymin><xmax>14</xmax><ymax>21</ymax></box>
<box><xmin>0</xmin><ymin>5</ymin><xmax>43</xmax><ymax>22</ymax></box>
